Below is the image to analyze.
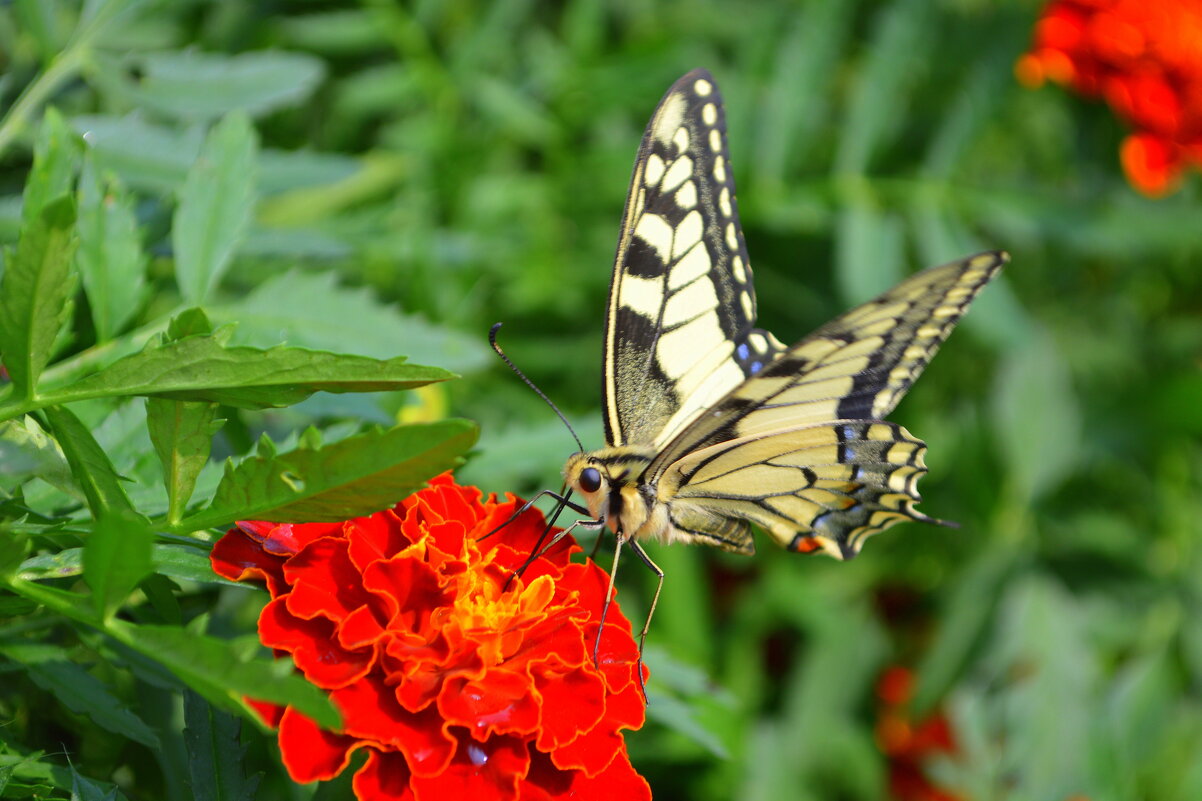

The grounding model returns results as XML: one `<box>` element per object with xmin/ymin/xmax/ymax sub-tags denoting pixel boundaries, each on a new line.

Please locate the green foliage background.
<box><xmin>1</xmin><ymin>0</ymin><xmax>1200</xmax><ymax>799</ymax></box>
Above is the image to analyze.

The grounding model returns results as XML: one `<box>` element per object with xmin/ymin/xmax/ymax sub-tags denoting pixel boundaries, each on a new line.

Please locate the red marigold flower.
<box><xmin>1017</xmin><ymin>0</ymin><xmax>1202</xmax><ymax>196</ymax></box>
<box><xmin>211</xmin><ymin>473</ymin><xmax>650</xmax><ymax>801</ymax></box>
<box><xmin>874</xmin><ymin>666</ymin><xmax>961</xmax><ymax>801</ymax></box>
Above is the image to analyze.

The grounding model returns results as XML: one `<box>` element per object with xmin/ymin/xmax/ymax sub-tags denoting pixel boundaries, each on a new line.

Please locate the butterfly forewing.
<box><xmin>646</xmin><ymin>251</ymin><xmax>1007</xmax><ymax>479</ymax></box>
<box><xmin>604</xmin><ymin>68</ymin><xmax>785</xmax><ymax>451</ymax></box>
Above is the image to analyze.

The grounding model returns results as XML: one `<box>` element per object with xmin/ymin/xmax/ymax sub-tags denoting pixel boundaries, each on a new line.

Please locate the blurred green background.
<box><xmin>2</xmin><ymin>0</ymin><xmax>1200</xmax><ymax>799</ymax></box>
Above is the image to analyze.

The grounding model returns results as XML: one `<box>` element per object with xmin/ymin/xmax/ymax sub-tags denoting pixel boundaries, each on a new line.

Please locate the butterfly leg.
<box><xmin>481</xmin><ymin>488</ymin><xmax>594</xmax><ymax>590</ymax></box>
<box><xmin>626</xmin><ymin>539</ymin><xmax>663</xmax><ymax>700</ymax></box>
<box><xmin>477</xmin><ymin>488</ymin><xmax>589</xmax><ymax>542</ymax></box>
<box><xmin>594</xmin><ymin>531</ymin><xmax>626</xmax><ymax>670</ymax></box>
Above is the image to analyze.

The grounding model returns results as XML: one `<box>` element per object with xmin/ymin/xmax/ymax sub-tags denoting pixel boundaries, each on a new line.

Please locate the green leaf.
<box><xmin>184</xmin><ymin>690</ymin><xmax>260</xmax><ymax>801</ymax></box>
<box><xmin>70</xmin><ymin>114</ymin><xmax>202</xmax><ymax>195</ymax></box>
<box><xmin>41</xmin><ymin>405</ymin><xmax>136</xmax><ymax>519</ymax></box>
<box><xmin>85</xmin><ymin>510</ymin><xmax>155</xmax><ymax>620</ymax></box>
<box><xmin>18</xmin><ymin>544</ymin><xmax>240</xmax><ymax>587</ymax></box>
<box><xmin>0</xmin><ymin>416</ymin><xmax>72</xmax><ymax>494</ymax></box>
<box><xmin>0</xmin><ymin>196</ymin><xmax>77</xmax><ymax>399</ymax></box>
<box><xmin>22</xmin><ymin>108</ymin><xmax>81</xmax><ymax>227</ymax></box>
<box><xmin>173</xmin><ymin>112</ymin><xmax>258</xmax><ymax>304</ymax></box>
<box><xmin>912</xmin><ymin>541</ymin><xmax>1024</xmax><ymax>714</ymax></box>
<box><xmin>146</xmin><ymin>318</ymin><xmax>222</xmax><ymax>524</ymax></box>
<box><xmin>13</xmin><ymin>0</ymin><xmax>69</xmax><ymax>60</ymax></box>
<box><xmin>109</xmin><ymin>621</ymin><xmax>340</xmax><ymax>729</ymax></box>
<box><xmin>214</xmin><ymin>270</ymin><xmax>491</xmax><ymax>373</ymax></box>
<box><xmin>150</xmin><ymin>544</ymin><xmax>242</xmax><ymax>587</ymax></box>
<box><xmin>123</xmin><ymin>51</ymin><xmax>325</xmax><ymax>121</ymax></box>
<box><xmin>75</xmin><ymin>155</ymin><xmax>148</xmax><ymax>342</ymax></box>
<box><xmin>992</xmin><ymin>329</ymin><xmax>1081</xmax><ymax>504</ymax></box>
<box><xmin>1</xmin><ymin>643</ymin><xmax>160</xmax><ymax>748</ymax></box>
<box><xmin>147</xmin><ymin>398</ymin><xmax>220</xmax><ymax>525</ymax></box>
<box><xmin>833</xmin><ymin>0</ymin><xmax>930</xmax><ymax>175</ymax></box>
<box><xmin>833</xmin><ymin>193</ymin><xmax>904</xmax><ymax>305</ymax></box>
<box><xmin>752</xmin><ymin>2</ymin><xmax>853</xmax><ymax>192</ymax></box>
<box><xmin>643</xmin><ymin>646</ymin><xmax>733</xmax><ymax>759</ymax></box>
<box><xmin>69</xmin><ymin>766</ymin><xmax>124</xmax><ymax>801</ymax></box>
<box><xmin>57</xmin><ymin>337</ymin><xmax>456</xmax><ymax>409</ymax></box>
<box><xmin>189</xmin><ymin>419</ymin><xmax>477</xmax><ymax>529</ymax></box>
<box><xmin>167</xmin><ymin>308</ymin><xmax>214</xmax><ymax>339</ymax></box>
<box><xmin>41</xmin><ymin>405</ymin><xmax>152</xmax><ymax>618</ymax></box>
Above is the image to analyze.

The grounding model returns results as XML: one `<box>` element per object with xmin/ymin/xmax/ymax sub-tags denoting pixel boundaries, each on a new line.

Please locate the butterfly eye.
<box><xmin>579</xmin><ymin>467</ymin><xmax>603</xmax><ymax>493</ymax></box>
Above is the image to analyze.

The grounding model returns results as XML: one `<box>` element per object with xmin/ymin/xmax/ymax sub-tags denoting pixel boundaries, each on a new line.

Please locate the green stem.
<box><xmin>0</xmin><ymin>0</ymin><xmax>144</xmax><ymax>159</ymax></box>
<box><xmin>0</xmin><ymin>49</ymin><xmax>85</xmax><ymax>160</ymax></box>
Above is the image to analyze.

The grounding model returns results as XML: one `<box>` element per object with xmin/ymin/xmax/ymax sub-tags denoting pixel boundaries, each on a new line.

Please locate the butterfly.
<box><xmin>554</xmin><ymin>68</ymin><xmax>1005</xmax><ymax>624</ymax></box>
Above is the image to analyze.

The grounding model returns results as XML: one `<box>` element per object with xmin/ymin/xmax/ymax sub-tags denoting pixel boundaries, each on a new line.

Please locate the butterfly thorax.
<box><xmin>564</xmin><ymin>446</ymin><xmax>757</xmax><ymax>554</ymax></box>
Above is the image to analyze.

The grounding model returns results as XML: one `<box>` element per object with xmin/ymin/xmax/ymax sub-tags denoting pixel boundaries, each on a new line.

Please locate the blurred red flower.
<box><xmin>211</xmin><ymin>473</ymin><xmax>650</xmax><ymax>801</ymax></box>
<box><xmin>875</xmin><ymin>666</ymin><xmax>961</xmax><ymax>801</ymax></box>
<box><xmin>1016</xmin><ymin>0</ymin><xmax>1202</xmax><ymax>196</ymax></box>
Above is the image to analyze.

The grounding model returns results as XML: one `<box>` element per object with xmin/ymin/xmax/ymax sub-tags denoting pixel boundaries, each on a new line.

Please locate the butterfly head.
<box><xmin>563</xmin><ymin>447</ymin><xmax>659</xmax><ymax>535</ymax></box>
<box><xmin>563</xmin><ymin>452</ymin><xmax>610</xmax><ymax>520</ymax></box>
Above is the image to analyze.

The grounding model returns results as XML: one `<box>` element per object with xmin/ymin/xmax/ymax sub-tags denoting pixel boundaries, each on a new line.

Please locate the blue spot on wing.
<box><xmin>750</xmin><ymin>360</ymin><xmax>763</xmax><ymax>374</ymax></box>
<box><xmin>737</xmin><ymin>343</ymin><xmax>750</xmax><ymax>361</ymax></box>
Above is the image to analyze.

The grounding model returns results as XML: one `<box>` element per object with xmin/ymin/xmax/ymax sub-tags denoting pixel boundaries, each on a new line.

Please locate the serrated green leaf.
<box><xmin>55</xmin><ymin>337</ymin><xmax>455</xmax><ymax>409</ymax></box>
<box><xmin>173</xmin><ymin>112</ymin><xmax>258</xmax><ymax>305</ymax></box>
<box><xmin>166</xmin><ymin>308</ymin><xmax>214</xmax><ymax>339</ymax></box>
<box><xmin>1</xmin><ymin>643</ymin><xmax>160</xmax><ymax>748</ymax></box>
<box><xmin>108</xmin><ymin>621</ymin><xmax>339</xmax><ymax>729</ymax></box>
<box><xmin>22</xmin><ymin>108</ymin><xmax>81</xmax><ymax>228</ymax></box>
<box><xmin>0</xmin><ymin>196</ymin><xmax>77</xmax><ymax>399</ymax></box>
<box><xmin>188</xmin><ymin>419</ymin><xmax>477</xmax><ymax>529</ymax></box>
<box><xmin>147</xmin><ymin>398</ymin><xmax>220</xmax><ymax>525</ymax></box>
<box><xmin>214</xmin><ymin>270</ymin><xmax>491</xmax><ymax>373</ymax></box>
<box><xmin>75</xmin><ymin>156</ymin><xmax>147</xmax><ymax>342</ymax></box>
<box><xmin>184</xmin><ymin>690</ymin><xmax>260</xmax><ymax>801</ymax></box>
<box><xmin>125</xmin><ymin>51</ymin><xmax>325</xmax><ymax>121</ymax></box>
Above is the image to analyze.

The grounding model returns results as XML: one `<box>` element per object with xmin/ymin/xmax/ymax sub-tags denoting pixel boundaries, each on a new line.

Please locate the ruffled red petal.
<box><xmin>211</xmin><ymin>472</ymin><xmax>648</xmax><ymax>799</ymax></box>
<box><xmin>260</xmin><ymin>597</ymin><xmax>375</xmax><ymax>688</ymax></box>
<box><xmin>407</xmin><ymin>731</ymin><xmax>529</xmax><ymax>801</ymax></box>
<box><xmin>278</xmin><ymin>707</ymin><xmax>359</xmax><ymax>782</ymax></box>
<box><xmin>352</xmin><ymin>750</ymin><xmax>415</xmax><ymax>801</ymax></box>
<box><xmin>210</xmin><ymin>528</ymin><xmax>287</xmax><ymax>595</ymax></box>
<box><xmin>332</xmin><ymin>677</ymin><xmax>457</xmax><ymax>776</ymax></box>
<box><xmin>1019</xmin><ymin>0</ymin><xmax>1202</xmax><ymax>195</ymax></box>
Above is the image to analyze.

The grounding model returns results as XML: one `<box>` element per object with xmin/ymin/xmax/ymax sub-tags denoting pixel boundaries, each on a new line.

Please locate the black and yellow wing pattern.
<box><xmin>565</xmin><ymin>68</ymin><xmax>1006</xmax><ymax>561</ymax></box>
<box><xmin>603</xmin><ymin>70</ymin><xmax>785</xmax><ymax>451</ymax></box>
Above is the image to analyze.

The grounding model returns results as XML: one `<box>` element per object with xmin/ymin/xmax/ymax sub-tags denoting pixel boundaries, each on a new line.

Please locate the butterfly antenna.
<box><xmin>490</xmin><ymin>322</ymin><xmax>585</xmax><ymax>453</ymax></box>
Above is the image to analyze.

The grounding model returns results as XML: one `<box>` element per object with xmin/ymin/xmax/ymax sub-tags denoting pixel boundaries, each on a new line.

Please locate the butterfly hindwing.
<box><xmin>660</xmin><ymin>421</ymin><xmax>933</xmax><ymax>558</ymax></box>
<box><xmin>604</xmin><ymin>69</ymin><xmax>784</xmax><ymax>451</ymax></box>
